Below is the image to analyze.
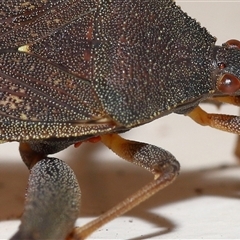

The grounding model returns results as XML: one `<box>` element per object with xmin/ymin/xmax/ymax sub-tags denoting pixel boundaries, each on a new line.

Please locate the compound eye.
<box><xmin>218</xmin><ymin>73</ymin><xmax>240</xmax><ymax>93</ymax></box>
<box><xmin>226</xmin><ymin>39</ymin><xmax>240</xmax><ymax>49</ymax></box>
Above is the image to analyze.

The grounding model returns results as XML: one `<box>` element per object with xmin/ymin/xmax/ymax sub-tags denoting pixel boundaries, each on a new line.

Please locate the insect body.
<box><xmin>1</xmin><ymin>0</ymin><xmax>240</xmax><ymax>239</ymax></box>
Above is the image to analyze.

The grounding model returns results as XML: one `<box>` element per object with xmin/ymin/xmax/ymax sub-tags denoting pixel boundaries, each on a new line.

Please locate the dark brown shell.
<box><xmin>0</xmin><ymin>0</ymin><xmax>216</xmax><ymax>142</ymax></box>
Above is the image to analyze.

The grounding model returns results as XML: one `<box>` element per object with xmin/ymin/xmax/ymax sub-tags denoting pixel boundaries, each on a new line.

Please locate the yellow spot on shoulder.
<box><xmin>20</xmin><ymin>113</ymin><xmax>28</xmax><ymax>120</ymax></box>
<box><xmin>21</xmin><ymin>2</ymin><xmax>31</xmax><ymax>7</ymax></box>
<box><xmin>18</xmin><ymin>45</ymin><xmax>30</xmax><ymax>53</ymax></box>
<box><xmin>53</xmin><ymin>19</ymin><xmax>61</xmax><ymax>24</ymax></box>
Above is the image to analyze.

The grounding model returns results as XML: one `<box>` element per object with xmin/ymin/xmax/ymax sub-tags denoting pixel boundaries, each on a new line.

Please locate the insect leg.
<box><xmin>212</xmin><ymin>97</ymin><xmax>240</xmax><ymax>158</ymax></box>
<box><xmin>201</xmin><ymin>97</ymin><xmax>240</xmax><ymax>158</ymax></box>
<box><xmin>213</xmin><ymin>96</ymin><xmax>240</xmax><ymax>106</ymax></box>
<box><xmin>19</xmin><ymin>142</ymin><xmax>46</xmax><ymax>169</ymax></box>
<box><xmin>188</xmin><ymin>105</ymin><xmax>240</xmax><ymax>134</ymax></box>
<box><xmin>211</xmin><ymin>96</ymin><xmax>240</xmax><ymax>158</ymax></box>
<box><xmin>72</xmin><ymin>134</ymin><xmax>180</xmax><ymax>239</ymax></box>
<box><xmin>10</xmin><ymin>157</ymin><xmax>81</xmax><ymax>240</ymax></box>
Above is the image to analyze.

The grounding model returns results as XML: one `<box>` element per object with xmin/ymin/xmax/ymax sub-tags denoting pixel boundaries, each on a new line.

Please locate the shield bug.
<box><xmin>1</xmin><ymin>0</ymin><xmax>240</xmax><ymax>239</ymax></box>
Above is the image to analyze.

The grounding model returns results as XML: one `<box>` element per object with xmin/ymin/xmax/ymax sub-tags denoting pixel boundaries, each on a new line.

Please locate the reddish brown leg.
<box><xmin>72</xmin><ymin>134</ymin><xmax>180</xmax><ymax>240</ymax></box>
<box><xmin>203</xmin><ymin>96</ymin><xmax>240</xmax><ymax>158</ymax></box>
<box><xmin>214</xmin><ymin>96</ymin><xmax>240</xmax><ymax>106</ymax></box>
<box><xmin>217</xmin><ymin>97</ymin><xmax>240</xmax><ymax>157</ymax></box>
<box><xmin>188</xmin><ymin>104</ymin><xmax>240</xmax><ymax>134</ymax></box>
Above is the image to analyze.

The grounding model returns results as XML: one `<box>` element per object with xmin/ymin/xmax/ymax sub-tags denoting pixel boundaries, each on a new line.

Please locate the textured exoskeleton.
<box><xmin>1</xmin><ymin>0</ymin><xmax>240</xmax><ymax>239</ymax></box>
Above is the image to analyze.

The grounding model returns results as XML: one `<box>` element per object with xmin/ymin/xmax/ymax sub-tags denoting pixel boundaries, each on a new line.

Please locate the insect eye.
<box><xmin>226</xmin><ymin>39</ymin><xmax>240</xmax><ymax>49</ymax></box>
<box><xmin>217</xmin><ymin>73</ymin><xmax>240</xmax><ymax>93</ymax></box>
<box><xmin>217</xmin><ymin>62</ymin><xmax>226</xmax><ymax>69</ymax></box>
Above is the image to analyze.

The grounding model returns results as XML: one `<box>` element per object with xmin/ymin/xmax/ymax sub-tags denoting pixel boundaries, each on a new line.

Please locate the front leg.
<box><xmin>188</xmin><ymin>104</ymin><xmax>240</xmax><ymax>134</ymax></box>
<box><xmin>74</xmin><ymin>134</ymin><xmax>180</xmax><ymax>239</ymax></box>
<box><xmin>189</xmin><ymin>97</ymin><xmax>240</xmax><ymax>158</ymax></box>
